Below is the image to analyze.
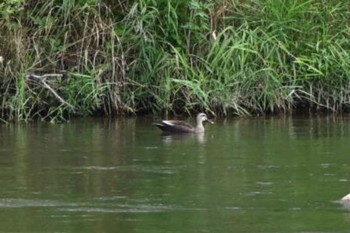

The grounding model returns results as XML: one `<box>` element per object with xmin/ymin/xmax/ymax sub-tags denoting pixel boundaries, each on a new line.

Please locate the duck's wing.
<box><xmin>154</xmin><ymin>120</ymin><xmax>194</xmax><ymax>133</ymax></box>
<box><xmin>163</xmin><ymin>120</ymin><xmax>194</xmax><ymax>128</ymax></box>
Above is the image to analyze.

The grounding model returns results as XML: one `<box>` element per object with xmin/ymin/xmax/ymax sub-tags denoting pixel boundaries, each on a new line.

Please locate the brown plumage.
<box><xmin>153</xmin><ymin>113</ymin><xmax>213</xmax><ymax>133</ymax></box>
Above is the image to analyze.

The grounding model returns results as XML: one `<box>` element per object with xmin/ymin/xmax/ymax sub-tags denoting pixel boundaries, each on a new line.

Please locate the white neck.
<box><xmin>195</xmin><ymin>120</ymin><xmax>205</xmax><ymax>132</ymax></box>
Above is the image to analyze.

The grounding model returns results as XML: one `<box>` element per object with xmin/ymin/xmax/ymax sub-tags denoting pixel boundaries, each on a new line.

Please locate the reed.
<box><xmin>1</xmin><ymin>0</ymin><xmax>350</xmax><ymax>121</ymax></box>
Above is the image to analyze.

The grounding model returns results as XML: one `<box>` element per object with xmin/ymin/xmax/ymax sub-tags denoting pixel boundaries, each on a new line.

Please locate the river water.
<box><xmin>0</xmin><ymin>115</ymin><xmax>350</xmax><ymax>232</ymax></box>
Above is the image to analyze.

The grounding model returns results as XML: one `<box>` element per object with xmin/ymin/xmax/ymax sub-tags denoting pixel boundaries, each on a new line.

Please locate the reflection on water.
<box><xmin>0</xmin><ymin>116</ymin><xmax>350</xmax><ymax>232</ymax></box>
<box><xmin>160</xmin><ymin>132</ymin><xmax>205</xmax><ymax>144</ymax></box>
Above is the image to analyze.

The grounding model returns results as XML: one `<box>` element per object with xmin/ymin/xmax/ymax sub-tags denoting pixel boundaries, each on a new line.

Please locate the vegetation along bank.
<box><xmin>1</xmin><ymin>0</ymin><xmax>350</xmax><ymax>121</ymax></box>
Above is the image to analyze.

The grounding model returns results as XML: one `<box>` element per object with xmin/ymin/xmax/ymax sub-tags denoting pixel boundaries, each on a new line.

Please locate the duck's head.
<box><xmin>197</xmin><ymin>113</ymin><xmax>214</xmax><ymax>124</ymax></box>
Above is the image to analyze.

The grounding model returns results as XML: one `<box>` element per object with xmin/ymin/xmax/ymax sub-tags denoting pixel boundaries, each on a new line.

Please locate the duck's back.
<box><xmin>154</xmin><ymin>120</ymin><xmax>194</xmax><ymax>133</ymax></box>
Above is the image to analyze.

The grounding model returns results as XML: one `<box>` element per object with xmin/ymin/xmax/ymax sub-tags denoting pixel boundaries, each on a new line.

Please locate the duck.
<box><xmin>153</xmin><ymin>113</ymin><xmax>213</xmax><ymax>133</ymax></box>
<box><xmin>339</xmin><ymin>193</ymin><xmax>350</xmax><ymax>209</ymax></box>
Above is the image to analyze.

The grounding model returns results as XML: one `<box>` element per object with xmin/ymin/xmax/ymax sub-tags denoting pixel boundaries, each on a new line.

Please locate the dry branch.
<box><xmin>26</xmin><ymin>73</ymin><xmax>75</xmax><ymax>110</ymax></box>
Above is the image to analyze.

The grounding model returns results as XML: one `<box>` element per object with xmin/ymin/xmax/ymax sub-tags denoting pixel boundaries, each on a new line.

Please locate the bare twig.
<box><xmin>27</xmin><ymin>73</ymin><xmax>63</xmax><ymax>80</ymax></box>
<box><xmin>26</xmin><ymin>73</ymin><xmax>75</xmax><ymax>109</ymax></box>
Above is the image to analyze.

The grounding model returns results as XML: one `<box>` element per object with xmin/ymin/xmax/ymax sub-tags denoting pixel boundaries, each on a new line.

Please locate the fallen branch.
<box><xmin>26</xmin><ymin>73</ymin><xmax>75</xmax><ymax>110</ymax></box>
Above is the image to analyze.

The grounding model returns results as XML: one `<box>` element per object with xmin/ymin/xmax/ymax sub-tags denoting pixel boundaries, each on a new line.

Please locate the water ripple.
<box><xmin>0</xmin><ymin>198</ymin><xmax>69</xmax><ymax>208</ymax></box>
<box><xmin>0</xmin><ymin>198</ymin><xmax>205</xmax><ymax>213</ymax></box>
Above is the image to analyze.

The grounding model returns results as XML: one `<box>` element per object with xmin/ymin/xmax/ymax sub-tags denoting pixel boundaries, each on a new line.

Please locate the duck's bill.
<box><xmin>207</xmin><ymin>119</ymin><xmax>214</xmax><ymax>124</ymax></box>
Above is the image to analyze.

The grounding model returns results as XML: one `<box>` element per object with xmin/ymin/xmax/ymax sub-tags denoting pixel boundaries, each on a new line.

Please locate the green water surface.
<box><xmin>0</xmin><ymin>116</ymin><xmax>350</xmax><ymax>232</ymax></box>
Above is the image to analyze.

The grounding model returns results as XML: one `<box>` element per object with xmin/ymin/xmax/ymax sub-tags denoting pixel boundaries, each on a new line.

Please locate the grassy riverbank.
<box><xmin>1</xmin><ymin>0</ymin><xmax>350</xmax><ymax>121</ymax></box>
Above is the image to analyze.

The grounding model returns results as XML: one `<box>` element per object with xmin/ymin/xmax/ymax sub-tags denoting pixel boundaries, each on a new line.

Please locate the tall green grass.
<box><xmin>1</xmin><ymin>0</ymin><xmax>350</xmax><ymax>121</ymax></box>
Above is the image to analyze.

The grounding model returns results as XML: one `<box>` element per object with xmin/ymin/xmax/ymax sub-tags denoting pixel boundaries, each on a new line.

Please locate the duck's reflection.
<box><xmin>160</xmin><ymin>132</ymin><xmax>205</xmax><ymax>144</ymax></box>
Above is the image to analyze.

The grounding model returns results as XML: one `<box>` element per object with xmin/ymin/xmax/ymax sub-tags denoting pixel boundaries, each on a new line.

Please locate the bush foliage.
<box><xmin>1</xmin><ymin>0</ymin><xmax>350</xmax><ymax>121</ymax></box>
